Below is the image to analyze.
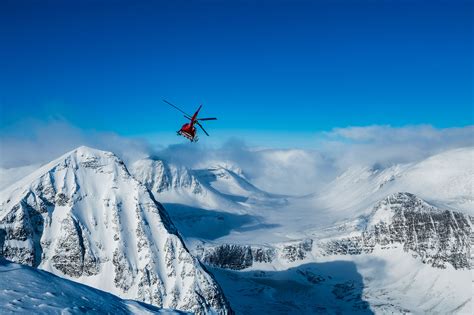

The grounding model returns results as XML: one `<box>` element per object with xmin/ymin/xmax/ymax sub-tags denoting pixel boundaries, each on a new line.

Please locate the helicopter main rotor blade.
<box><xmin>196</xmin><ymin>121</ymin><xmax>210</xmax><ymax>136</ymax></box>
<box><xmin>198</xmin><ymin>117</ymin><xmax>217</xmax><ymax>121</ymax></box>
<box><xmin>163</xmin><ymin>99</ymin><xmax>192</xmax><ymax>119</ymax></box>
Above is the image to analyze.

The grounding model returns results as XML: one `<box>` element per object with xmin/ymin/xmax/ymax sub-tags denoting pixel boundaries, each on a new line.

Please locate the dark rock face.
<box><xmin>252</xmin><ymin>247</ymin><xmax>275</xmax><ymax>263</ymax></box>
<box><xmin>0</xmin><ymin>198</ymin><xmax>47</xmax><ymax>267</ymax></box>
<box><xmin>0</xmin><ymin>229</ymin><xmax>5</xmax><ymax>256</ymax></box>
<box><xmin>322</xmin><ymin>193</ymin><xmax>472</xmax><ymax>269</ymax></box>
<box><xmin>201</xmin><ymin>244</ymin><xmax>254</xmax><ymax>270</ymax></box>
<box><xmin>281</xmin><ymin>239</ymin><xmax>313</xmax><ymax>262</ymax></box>
<box><xmin>51</xmin><ymin>216</ymin><xmax>100</xmax><ymax>277</ymax></box>
<box><xmin>199</xmin><ymin>240</ymin><xmax>313</xmax><ymax>270</ymax></box>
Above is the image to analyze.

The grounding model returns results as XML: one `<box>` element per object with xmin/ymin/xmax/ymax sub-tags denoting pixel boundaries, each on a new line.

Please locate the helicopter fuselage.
<box><xmin>163</xmin><ymin>99</ymin><xmax>216</xmax><ymax>143</ymax></box>
<box><xmin>178</xmin><ymin>122</ymin><xmax>197</xmax><ymax>141</ymax></box>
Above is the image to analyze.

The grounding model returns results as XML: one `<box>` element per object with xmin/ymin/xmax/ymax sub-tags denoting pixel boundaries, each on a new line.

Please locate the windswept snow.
<box><xmin>0</xmin><ymin>258</ymin><xmax>185</xmax><ymax>314</ymax></box>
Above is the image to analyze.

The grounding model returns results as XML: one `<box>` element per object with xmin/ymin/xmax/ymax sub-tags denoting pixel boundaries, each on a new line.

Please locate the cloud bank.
<box><xmin>0</xmin><ymin>119</ymin><xmax>152</xmax><ymax>169</ymax></box>
<box><xmin>1</xmin><ymin>120</ymin><xmax>472</xmax><ymax>195</ymax></box>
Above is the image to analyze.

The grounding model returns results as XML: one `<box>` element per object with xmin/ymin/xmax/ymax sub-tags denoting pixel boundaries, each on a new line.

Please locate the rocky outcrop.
<box><xmin>0</xmin><ymin>146</ymin><xmax>232</xmax><ymax>314</ymax></box>
<box><xmin>197</xmin><ymin>193</ymin><xmax>471</xmax><ymax>272</ymax></box>
<box><xmin>197</xmin><ymin>239</ymin><xmax>312</xmax><ymax>270</ymax></box>
<box><xmin>321</xmin><ymin>193</ymin><xmax>472</xmax><ymax>269</ymax></box>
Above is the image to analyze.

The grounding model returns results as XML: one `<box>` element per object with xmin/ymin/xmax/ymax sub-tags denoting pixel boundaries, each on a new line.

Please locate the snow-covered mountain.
<box><xmin>1</xmin><ymin>146</ymin><xmax>472</xmax><ymax>314</ymax></box>
<box><xmin>130</xmin><ymin>157</ymin><xmax>280</xmax><ymax>210</ymax></box>
<box><xmin>130</xmin><ymin>157</ymin><xmax>289</xmax><ymax>246</ymax></box>
<box><xmin>0</xmin><ymin>258</ymin><xmax>185</xmax><ymax>314</ymax></box>
<box><xmin>319</xmin><ymin>192</ymin><xmax>472</xmax><ymax>268</ymax></box>
<box><xmin>0</xmin><ymin>146</ymin><xmax>232</xmax><ymax>314</ymax></box>
<box><xmin>193</xmin><ymin>192</ymin><xmax>472</xmax><ymax>313</ymax></box>
<box><xmin>199</xmin><ymin>192</ymin><xmax>472</xmax><ymax>269</ymax></box>
<box><xmin>128</xmin><ymin>148</ymin><xmax>472</xmax><ymax>314</ymax></box>
<box><xmin>314</xmin><ymin>147</ymin><xmax>474</xmax><ymax>221</ymax></box>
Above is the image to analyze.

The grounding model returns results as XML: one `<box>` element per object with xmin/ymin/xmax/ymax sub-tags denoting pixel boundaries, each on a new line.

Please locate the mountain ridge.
<box><xmin>0</xmin><ymin>146</ymin><xmax>232</xmax><ymax>314</ymax></box>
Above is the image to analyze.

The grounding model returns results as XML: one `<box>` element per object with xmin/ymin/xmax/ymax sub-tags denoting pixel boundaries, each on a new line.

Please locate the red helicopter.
<box><xmin>163</xmin><ymin>99</ymin><xmax>217</xmax><ymax>142</ymax></box>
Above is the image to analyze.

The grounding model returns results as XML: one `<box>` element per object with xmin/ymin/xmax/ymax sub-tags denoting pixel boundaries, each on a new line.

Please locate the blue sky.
<box><xmin>0</xmin><ymin>0</ymin><xmax>472</xmax><ymax>145</ymax></box>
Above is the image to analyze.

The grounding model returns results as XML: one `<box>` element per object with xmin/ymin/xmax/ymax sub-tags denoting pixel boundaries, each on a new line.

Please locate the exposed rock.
<box><xmin>281</xmin><ymin>239</ymin><xmax>313</xmax><ymax>262</ymax></box>
<box><xmin>321</xmin><ymin>193</ymin><xmax>472</xmax><ymax>269</ymax></box>
<box><xmin>0</xmin><ymin>146</ymin><xmax>233</xmax><ymax>314</ymax></box>
<box><xmin>198</xmin><ymin>240</ymin><xmax>313</xmax><ymax>270</ymax></box>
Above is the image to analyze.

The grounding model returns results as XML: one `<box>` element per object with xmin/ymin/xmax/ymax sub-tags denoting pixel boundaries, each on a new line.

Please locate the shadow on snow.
<box><xmin>162</xmin><ymin>203</ymin><xmax>280</xmax><ymax>240</ymax></box>
<box><xmin>209</xmin><ymin>261</ymin><xmax>375</xmax><ymax>315</ymax></box>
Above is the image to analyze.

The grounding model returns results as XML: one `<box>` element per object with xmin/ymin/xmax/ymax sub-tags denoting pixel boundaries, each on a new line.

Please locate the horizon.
<box><xmin>0</xmin><ymin>0</ymin><xmax>472</xmax><ymax>188</ymax></box>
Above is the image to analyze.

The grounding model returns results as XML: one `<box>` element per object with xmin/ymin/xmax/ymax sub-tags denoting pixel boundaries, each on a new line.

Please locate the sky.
<box><xmin>0</xmin><ymin>0</ymin><xmax>472</xmax><ymax>147</ymax></box>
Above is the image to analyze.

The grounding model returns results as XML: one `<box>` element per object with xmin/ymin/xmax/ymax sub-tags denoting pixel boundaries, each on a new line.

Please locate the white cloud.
<box><xmin>1</xmin><ymin>120</ymin><xmax>472</xmax><ymax>195</ymax></box>
<box><xmin>320</xmin><ymin>125</ymin><xmax>474</xmax><ymax>170</ymax></box>
<box><xmin>0</xmin><ymin>119</ymin><xmax>151</xmax><ymax>168</ymax></box>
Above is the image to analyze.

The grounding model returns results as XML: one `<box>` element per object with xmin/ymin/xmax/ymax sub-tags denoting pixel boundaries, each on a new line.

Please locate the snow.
<box><xmin>206</xmin><ymin>247</ymin><xmax>472</xmax><ymax>314</ymax></box>
<box><xmin>0</xmin><ymin>146</ymin><xmax>231</xmax><ymax>313</ymax></box>
<box><xmin>0</xmin><ymin>258</ymin><xmax>185</xmax><ymax>314</ymax></box>
<box><xmin>1</xmin><ymin>145</ymin><xmax>472</xmax><ymax>314</ymax></box>
<box><xmin>133</xmin><ymin>148</ymin><xmax>473</xmax><ymax>246</ymax></box>
<box><xmin>130</xmin><ymin>147</ymin><xmax>473</xmax><ymax>314</ymax></box>
<box><xmin>313</xmin><ymin>147</ymin><xmax>474</xmax><ymax>221</ymax></box>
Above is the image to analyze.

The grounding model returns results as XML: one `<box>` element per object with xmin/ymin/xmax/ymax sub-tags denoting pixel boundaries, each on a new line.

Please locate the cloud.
<box><xmin>1</xmin><ymin>119</ymin><xmax>472</xmax><ymax>195</ymax></box>
<box><xmin>0</xmin><ymin>119</ymin><xmax>151</xmax><ymax>168</ymax></box>
<box><xmin>320</xmin><ymin>125</ymin><xmax>474</xmax><ymax>170</ymax></box>
<box><xmin>150</xmin><ymin>125</ymin><xmax>474</xmax><ymax>195</ymax></box>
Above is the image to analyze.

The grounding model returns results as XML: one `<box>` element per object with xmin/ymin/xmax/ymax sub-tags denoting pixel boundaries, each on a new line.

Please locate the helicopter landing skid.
<box><xmin>177</xmin><ymin>131</ymin><xmax>198</xmax><ymax>142</ymax></box>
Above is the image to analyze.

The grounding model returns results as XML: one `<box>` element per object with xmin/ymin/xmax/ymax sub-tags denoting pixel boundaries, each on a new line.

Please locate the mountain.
<box><xmin>0</xmin><ymin>146</ymin><xmax>232</xmax><ymax>314</ymax></box>
<box><xmin>318</xmin><ymin>192</ymin><xmax>472</xmax><ymax>269</ymax></box>
<box><xmin>130</xmin><ymin>157</ymin><xmax>280</xmax><ymax>210</ymax></box>
<box><xmin>199</xmin><ymin>192</ymin><xmax>472</xmax><ymax>270</ymax></box>
<box><xmin>128</xmin><ymin>148</ymin><xmax>472</xmax><ymax>314</ymax></box>
<box><xmin>1</xmin><ymin>146</ymin><xmax>471</xmax><ymax>314</ymax></box>
<box><xmin>314</xmin><ymin>147</ymin><xmax>474</xmax><ymax>221</ymax></box>
<box><xmin>130</xmin><ymin>157</ymin><xmax>289</xmax><ymax>246</ymax></box>
<box><xmin>0</xmin><ymin>258</ymin><xmax>185</xmax><ymax>314</ymax></box>
<box><xmin>195</xmin><ymin>193</ymin><xmax>472</xmax><ymax>313</ymax></box>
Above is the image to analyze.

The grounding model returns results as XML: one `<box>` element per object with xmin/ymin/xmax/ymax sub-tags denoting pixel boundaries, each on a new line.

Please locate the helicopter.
<box><xmin>163</xmin><ymin>99</ymin><xmax>217</xmax><ymax>142</ymax></box>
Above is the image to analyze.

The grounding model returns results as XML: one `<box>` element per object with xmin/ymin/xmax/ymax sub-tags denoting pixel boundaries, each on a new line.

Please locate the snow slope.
<box><xmin>198</xmin><ymin>193</ymin><xmax>472</xmax><ymax>314</ymax></box>
<box><xmin>0</xmin><ymin>146</ymin><xmax>231</xmax><ymax>314</ymax></box>
<box><xmin>208</xmin><ymin>247</ymin><xmax>472</xmax><ymax>314</ymax></box>
<box><xmin>314</xmin><ymin>147</ymin><xmax>474</xmax><ymax>221</ymax></box>
<box><xmin>130</xmin><ymin>157</ymin><xmax>288</xmax><ymax>245</ymax></box>
<box><xmin>0</xmin><ymin>258</ymin><xmax>185</xmax><ymax>314</ymax></box>
<box><xmin>131</xmin><ymin>148</ymin><xmax>473</xmax><ymax>246</ymax></box>
<box><xmin>129</xmin><ymin>148</ymin><xmax>473</xmax><ymax>314</ymax></box>
<box><xmin>130</xmin><ymin>157</ymin><xmax>283</xmax><ymax>211</ymax></box>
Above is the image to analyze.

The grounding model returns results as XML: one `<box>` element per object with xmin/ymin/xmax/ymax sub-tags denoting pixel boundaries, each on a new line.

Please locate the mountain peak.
<box><xmin>367</xmin><ymin>192</ymin><xmax>438</xmax><ymax>225</ymax></box>
<box><xmin>0</xmin><ymin>148</ymin><xmax>232</xmax><ymax>313</ymax></box>
<box><xmin>62</xmin><ymin>145</ymin><xmax>119</xmax><ymax>162</ymax></box>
